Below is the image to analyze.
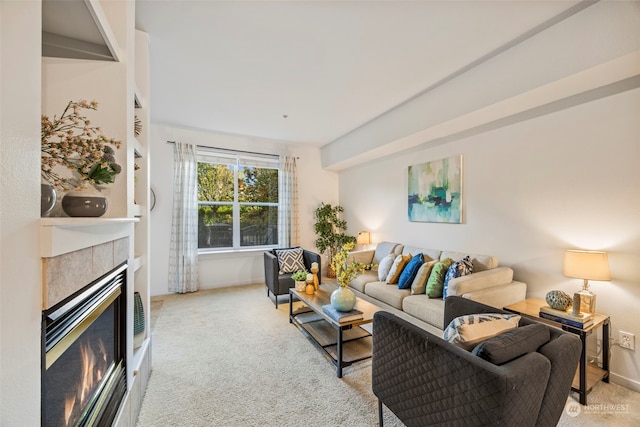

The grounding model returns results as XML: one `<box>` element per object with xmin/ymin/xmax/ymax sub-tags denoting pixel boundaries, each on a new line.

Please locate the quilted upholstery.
<box><xmin>373</xmin><ymin>297</ymin><xmax>582</xmax><ymax>427</ymax></box>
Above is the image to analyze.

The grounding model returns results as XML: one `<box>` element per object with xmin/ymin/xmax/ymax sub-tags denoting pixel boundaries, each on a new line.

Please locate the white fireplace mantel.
<box><xmin>40</xmin><ymin>217</ymin><xmax>138</xmax><ymax>258</ymax></box>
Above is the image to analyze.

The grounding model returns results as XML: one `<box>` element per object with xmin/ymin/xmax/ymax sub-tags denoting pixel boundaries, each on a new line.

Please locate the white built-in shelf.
<box><xmin>134</xmin><ymin>84</ymin><xmax>144</xmax><ymax>108</ymax></box>
<box><xmin>133</xmin><ymin>137</ymin><xmax>144</xmax><ymax>158</ymax></box>
<box><xmin>132</xmin><ymin>337</ymin><xmax>151</xmax><ymax>373</ymax></box>
<box><xmin>41</xmin><ymin>217</ymin><xmax>139</xmax><ymax>227</ymax></box>
<box><xmin>133</xmin><ymin>255</ymin><xmax>143</xmax><ymax>272</ymax></box>
<box><xmin>42</xmin><ymin>0</ymin><xmax>121</xmax><ymax>62</ymax></box>
<box><xmin>40</xmin><ymin>217</ymin><xmax>139</xmax><ymax>258</ymax></box>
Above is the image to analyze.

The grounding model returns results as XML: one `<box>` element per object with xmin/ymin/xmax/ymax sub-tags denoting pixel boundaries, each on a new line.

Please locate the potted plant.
<box><xmin>41</xmin><ymin>100</ymin><xmax>122</xmax><ymax>217</ymax></box>
<box><xmin>330</xmin><ymin>242</ymin><xmax>374</xmax><ymax>311</ymax></box>
<box><xmin>291</xmin><ymin>270</ymin><xmax>308</xmax><ymax>292</ymax></box>
<box><xmin>313</xmin><ymin>203</ymin><xmax>356</xmax><ymax>277</ymax></box>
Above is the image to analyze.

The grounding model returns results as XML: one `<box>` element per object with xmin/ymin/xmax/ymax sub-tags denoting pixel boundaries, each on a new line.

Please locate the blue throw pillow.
<box><xmin>398</xmin><ymin>253</ymin><xmax>424</xmax><ymax>289</ymax></box>
<box><xmin>443</xmin><ymin>256</ymin><xmax>473</xmax><ymax>298</ymax></box>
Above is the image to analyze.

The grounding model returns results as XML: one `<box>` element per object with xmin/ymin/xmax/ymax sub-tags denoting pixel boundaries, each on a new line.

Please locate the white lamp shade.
<box><xmin>563</xmin><ymin>250</ymin><xmax>611</xmax><ymax>281</ymax></box>
<box><xmin>356</xmin><ymin>231</ymin><xmax>371</xmax><ymax>245</ymax></box>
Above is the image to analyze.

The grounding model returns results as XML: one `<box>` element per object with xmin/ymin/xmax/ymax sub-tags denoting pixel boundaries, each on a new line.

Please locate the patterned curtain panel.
<box><xmin>168</xmin><ymin>142</ymin><xmax>199</xmax><ymax>293</ymax></box>
<box><xmin>278</xmin><ymin>156</ymin><xmax>299</xmax><ymax>248</ymax></box>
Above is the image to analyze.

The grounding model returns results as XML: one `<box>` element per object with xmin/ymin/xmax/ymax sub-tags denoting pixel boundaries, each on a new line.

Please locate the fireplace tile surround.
<box><xmin>42</xmin><ymin>238</ymin><xmax>129</xmax><ymax>309</ymax></box>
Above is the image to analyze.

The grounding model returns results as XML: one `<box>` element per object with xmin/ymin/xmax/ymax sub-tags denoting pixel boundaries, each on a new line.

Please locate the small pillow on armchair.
<box><xmin>275</xmin><ymin>247</ymin><xmax>306</xmax><ymax>274</ymax></box>
<box><xmin>472</xmin><ymin>323</ymin><xmax>550</xmax><ymax>365</ymax></box>
<box><xmin>443</xmin><ymin>313</ymin><xmax>521</xmax><ymax>350</ymax></box>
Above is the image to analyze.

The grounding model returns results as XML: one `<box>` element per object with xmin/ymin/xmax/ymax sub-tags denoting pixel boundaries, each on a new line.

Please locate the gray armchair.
<box><xmin>263</xmin><ymin>247</ymin><xmax>321</xmax><ymax>308</ymax></box>
<box><xmin>372</xmin><ymin>296</ymin><xmax>581</xmax><ymax>427</ymax></box>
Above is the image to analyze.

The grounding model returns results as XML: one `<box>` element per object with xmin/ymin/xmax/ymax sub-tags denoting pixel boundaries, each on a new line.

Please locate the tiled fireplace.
<box><xmin>42</xmin><ymin>262</ymin><xmax>127</xmax><ymax>426</ymax></box>
<box><xmin>40</xmin><ymin>219</ymin><xmax>150</xmax><ymax>426</ymax></box>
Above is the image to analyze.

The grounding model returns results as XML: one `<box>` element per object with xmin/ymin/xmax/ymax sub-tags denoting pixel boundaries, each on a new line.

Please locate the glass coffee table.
<box><xmin>289</xmin><ymin>284</ymin><xmax>381</xmax><ymax>377</ymax></box>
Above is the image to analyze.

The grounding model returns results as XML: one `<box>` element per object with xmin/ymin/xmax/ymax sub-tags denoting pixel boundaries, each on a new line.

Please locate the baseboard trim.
<box><xmin>610</xmin><ymin>372</ymin><xmax>640</xmax><ymax>393</ymax></box>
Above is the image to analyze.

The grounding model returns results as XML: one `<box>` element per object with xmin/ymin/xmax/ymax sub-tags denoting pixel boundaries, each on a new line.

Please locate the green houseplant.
<box><xmin>291</xmin><ymin>270</ymin><xmax>308</xmax><ymax>281</ymax></box>
<box><xmin>313</xmin><ymin>203</ymin><xmax>356</xmax><ymax>277</ymax></box>
<box><xmin>291</xmin><ymin>269</ymin><xmax>308</xmax><ymax>292</ymax></box>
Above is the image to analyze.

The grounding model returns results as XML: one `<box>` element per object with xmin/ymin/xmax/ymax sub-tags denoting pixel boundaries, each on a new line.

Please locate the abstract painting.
<box><xmin>408</xmin><ymin>155</ymin><xmax>462</xmax><ymax>223</ymax></box>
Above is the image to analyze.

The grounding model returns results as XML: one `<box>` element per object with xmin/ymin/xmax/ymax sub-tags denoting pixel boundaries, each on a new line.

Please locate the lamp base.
<box><xmin>577</xmin><ymin>288</ymin><xmax>596</xmax><ymax>314</ymax></box>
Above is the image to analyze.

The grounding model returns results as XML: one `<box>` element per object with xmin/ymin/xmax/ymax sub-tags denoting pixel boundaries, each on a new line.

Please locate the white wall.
<box><xmin>322</xmin><ymin>0</ymin><xmax>640</xmax><ymax>171</ymax></box>
<box><xmin>148</xmin><ymin>124</ymin><xmax>338</xmax><ymax>296</ymax></box>
<box><xmin>0</xmin><ymin>1</ymin><xmax>42</xmax><ymax>424</ymax></box>
<box><xmin>339</xmin><ymin>86</ymin><xmax>640</xmax><ymax>390</ymax></box>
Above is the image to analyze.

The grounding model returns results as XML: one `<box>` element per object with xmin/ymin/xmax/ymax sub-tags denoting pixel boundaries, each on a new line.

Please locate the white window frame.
<box><xmin>197</xmin><ymin>148</ymin><xmax>279</xmax><ymax>253</ymax></box>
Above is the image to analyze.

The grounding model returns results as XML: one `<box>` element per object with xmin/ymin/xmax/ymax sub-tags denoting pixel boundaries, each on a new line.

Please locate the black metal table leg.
<box><xmin>603</xmin><ymin>318</ymin><xmax>610</xmax><ymax>383</ymax></box>
<box><xmin>337</xmin><ymin>327</ymin><xmax>343</xmax><ymax>378</ymax></box>
<box><xmin>289</xmin><ymin>290</ymin><xmax>294</xmax><ymax>324</ymax></box>
<box><xmin>579</xmin><ymin>331</ymin><xmax>587</xmax><ymax>405</ymax></box>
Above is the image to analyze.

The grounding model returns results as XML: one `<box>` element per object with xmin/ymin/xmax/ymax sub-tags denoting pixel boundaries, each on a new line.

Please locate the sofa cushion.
<box><xmin>443</xmin><ymin>313</ymin><xmax>521</xmax><ymax>350</ymax></box>
<box><xmin>425</xmin><ymin>258</ymin><xmax>453</xmax><ymax>298</ymax></box>
<box><xmin>402</xmin><ymin>246</ymin><xmax>440</xmax><ymax>261</ymax></box>
<box><xmin>402</xmin><ymin>295</ymin><xmax>446</xmax><ymax>329</ymax></box>
<box><xmin>472</xmin><ymin>323</ymin><xmax>550</xmax><ymax>365</ymax></box>
<box><xmin>274</xmin><ymin>247</ymin><xmax>306</xmax><ymax>274</ymax></box>
<box><xmin>374</xmin><ymin>241</ymin><xmax>403</xmax><ymax>264</ymax></box>
<box><xmin>443</xmin><ymin>256</ymin><xmax>473</xmax><ymax>298</ymax></box>
<box><xmin>377</xmin><ymin>254</ymin><xmax>396</xmax><ymax>281</ymax></box>
<box><xmin>398</xmin><ymin>253</ymin><xmax>424</xmax><ymax>289</ymax></box>
<box><xmin>349</xmin><ymin>271</ymin><xmax>378</xmax><ymax>293</ymax></box>
<box><xmin>386</xmin><ymin>254</ymin><xmax>411</xmax><ymax>284</ymax></box>
<box><xmin>410</xmin><ymin>260</ymin><xmax>437</xmax><ymax>295</ymax></box>
<box><xmin>364</xmin><ymin>281</ymin><xmax>410</xmax><ymax>310</ymax></box>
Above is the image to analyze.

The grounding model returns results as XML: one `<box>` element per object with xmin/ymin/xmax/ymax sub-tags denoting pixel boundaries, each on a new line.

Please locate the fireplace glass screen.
<box><xmin>45</xmin><ymin>303</ymin><xmax>116</xmax><ymax>426</ymax></box>
<box><xmin>43</xmin><ymin>263</ymin><xmax>126</xmax><ymax>427</ymax></box>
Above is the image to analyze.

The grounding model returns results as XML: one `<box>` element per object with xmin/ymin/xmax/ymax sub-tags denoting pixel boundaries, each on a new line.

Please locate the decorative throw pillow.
<box><xmin>411</xmin><ymin>261</ymin><xmax>438</xmax><ymax>295</ymax></box>
<box><xmin>472</xmin><ymin>324</ymin><xmax>550</xmax><ymax>365</ymax></box>
<box><xmin>386</xmin><ymin>254</ymin><xmax>411</xmax><ymax>285</ymax></box>
<box><xmin>410</xmin><ymin>260</ymin><xmax>437</xmax><ymax>295</ymax></box>
<box><xmin>398</xmin><ymin>253</ymin><xmax>424</xmax><ymax>289</ymax></box>
<box><xmin>425</xmin><ymin>258</ymin><xmax>453</xmax><ymax>298</ymax></box>
<box><xmin>443</xmin><ymin>256</ymin><xmax>473</xmax><ymax>298</ymax></box>
<box><xmin>443</xmin><ymin>313</ymin><xmax>521</xmax><ymax>350</ymax></box>
<box><xmin>377</xmin><ymin>254</ymin><xmax>396</xmax><ymax>281</ymax></box>
<box><xmin>275</xmin><ymin>247</ymin><xmax>306</xmax><ymax>274</ymax></box>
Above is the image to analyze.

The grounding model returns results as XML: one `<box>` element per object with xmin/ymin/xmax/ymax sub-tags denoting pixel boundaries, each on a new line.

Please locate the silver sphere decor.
<box><xmin>546</xmin><ymin>290</ymin><xmax>572</xmax><ymax>311</ymax></box>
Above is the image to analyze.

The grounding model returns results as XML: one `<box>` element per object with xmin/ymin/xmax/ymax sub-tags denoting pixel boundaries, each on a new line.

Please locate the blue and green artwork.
<box><xmin>408</xmin><ymin>155</ymin><xmax>462</xmax><ymax>223</ymax></box>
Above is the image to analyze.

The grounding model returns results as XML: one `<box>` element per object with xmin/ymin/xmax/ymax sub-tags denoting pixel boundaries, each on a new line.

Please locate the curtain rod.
<box><xmin>167</xmin><ymin>140</ymin><xmax>293</xmax><ymax>159</ymax></box>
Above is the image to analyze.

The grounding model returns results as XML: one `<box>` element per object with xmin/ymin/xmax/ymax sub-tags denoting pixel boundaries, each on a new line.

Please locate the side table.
<box><xmin>504</xmin><ymin>298</ymin><xmax>610</xmax><ymax>405</ymax></box>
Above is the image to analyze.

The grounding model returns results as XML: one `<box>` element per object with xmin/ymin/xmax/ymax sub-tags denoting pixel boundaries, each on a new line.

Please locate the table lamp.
<box><xmin>357</xmin><ymin>231</ymin><xmax>371</xmax><ymax>245</ymax></box>
<box><xmin>563</xmin><ymin>250</ymin><xmax>610</xmax><ymax>314</ymax></box>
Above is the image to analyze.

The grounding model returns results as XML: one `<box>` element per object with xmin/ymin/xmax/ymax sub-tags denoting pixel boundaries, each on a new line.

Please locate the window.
<box><xmin>197</xmin><ymin>149</ymin><xmax>279</xmax><ymax>250</ymax></box>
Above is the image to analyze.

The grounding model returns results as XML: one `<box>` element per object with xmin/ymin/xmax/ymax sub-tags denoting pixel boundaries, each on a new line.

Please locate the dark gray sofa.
<box><xmin>372</xmin><ymin>296</ymin><xmax>582</xmax><ymax>427</ymax></box>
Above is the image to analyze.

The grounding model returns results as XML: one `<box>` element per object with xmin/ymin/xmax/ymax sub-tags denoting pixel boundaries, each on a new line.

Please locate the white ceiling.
<box><xmin>135</xmin><ymin>0</ymin><xmax>582</xmax><ymax>146</ymax></box>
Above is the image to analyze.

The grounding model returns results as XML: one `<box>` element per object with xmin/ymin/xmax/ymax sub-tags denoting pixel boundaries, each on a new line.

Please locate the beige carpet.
<box><xmin>137</xmin><ymin>284</ymin><xmax>640</xmax><ymax>426</ymax></box>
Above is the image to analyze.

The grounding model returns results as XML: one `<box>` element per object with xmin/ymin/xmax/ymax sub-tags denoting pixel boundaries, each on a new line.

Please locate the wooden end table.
<box><xmin>504</xmin><ymin>298</ymin><xmax>610</xmax><ymax>405</ymax></box>
<box><xmin>289</xmin><ymin>284</ymin><xmax>380</xmax><ymax>378</ymax></box>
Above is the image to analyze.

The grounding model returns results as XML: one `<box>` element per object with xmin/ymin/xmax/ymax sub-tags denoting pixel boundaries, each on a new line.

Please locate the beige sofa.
<box><xmin>347</xmin><ymin>241</ymin><xmax>526</xmax><ymax>330</ymax></box>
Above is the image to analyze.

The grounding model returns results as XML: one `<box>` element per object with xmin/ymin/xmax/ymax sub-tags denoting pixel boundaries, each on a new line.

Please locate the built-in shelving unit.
<box><xmin>132</xmin><ymin>29</ymin><xmax>151</xmax><ymax>382</ymax></box>
<box><xmin>42</xmin><ymin>0</ymin><xmax>121</xmax><ymax>61</ymax></box>
<box><xmin>41</xmin><ymin>1</ymin><xmax>150</xmax><ymax>426</ymax></box>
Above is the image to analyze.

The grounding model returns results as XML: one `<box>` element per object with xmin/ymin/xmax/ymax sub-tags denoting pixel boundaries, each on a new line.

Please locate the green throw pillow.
<box><xmin>426</xmin><ymin>258</ymin><xmax>453</xmax><ymax>298</ymax></box>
